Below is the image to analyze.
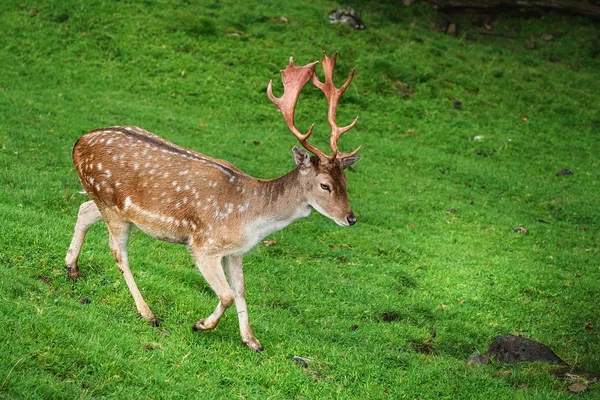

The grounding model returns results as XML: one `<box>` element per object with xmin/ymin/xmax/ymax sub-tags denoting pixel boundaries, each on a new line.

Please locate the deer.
<box><xmin>65</xmin><ymin>52</ymin><xmax>361</xmax><ymax>352</ymax></box>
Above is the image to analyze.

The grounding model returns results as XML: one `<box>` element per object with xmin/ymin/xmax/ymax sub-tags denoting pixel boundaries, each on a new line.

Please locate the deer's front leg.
<box><xmin>189</xmin><ymin>249</ymin><xmax>234</xmax><ymax>332</ymax></box>
<box><xmin>223</xmin><ymin>255</ymin><xmax>263</xmax><ymax>352</ymax></box>
<box><xmin>65</xmin><ymin>200</ymin><xmax>102</xmax><ymax>279</ymax></box>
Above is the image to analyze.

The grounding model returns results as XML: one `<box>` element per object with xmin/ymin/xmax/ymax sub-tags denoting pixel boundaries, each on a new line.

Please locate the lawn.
<box><xmin>0</xmin><ymin>0</ymin><xmax>598</xmax><ymax>398</ymax></box>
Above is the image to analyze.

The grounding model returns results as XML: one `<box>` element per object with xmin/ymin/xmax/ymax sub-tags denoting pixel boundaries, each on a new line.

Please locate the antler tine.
<box><xmin>312</xmin><ymin>51</ymin><xmax>361</xmax><ymax>160</ymax></box>
<box><xmin>267</xmin><ymin>57</ymin><xmax>329</xmax><ymax>161</ymax></box>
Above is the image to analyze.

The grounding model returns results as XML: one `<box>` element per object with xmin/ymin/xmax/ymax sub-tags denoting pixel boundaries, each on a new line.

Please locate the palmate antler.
<box><xmin>267</xmin><ymin>52</ymin><xmax>360</xmax><ymax>163</ymax></box>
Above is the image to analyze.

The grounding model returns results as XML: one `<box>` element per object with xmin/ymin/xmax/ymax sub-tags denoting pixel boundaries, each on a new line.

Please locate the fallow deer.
<box><xmin>65</xmin><ymin>52</ymin><xmax>361</xmax><ymax>352</ymax></box>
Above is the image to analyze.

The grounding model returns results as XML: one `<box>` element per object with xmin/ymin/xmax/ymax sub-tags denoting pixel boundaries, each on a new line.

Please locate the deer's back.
<box><xmin>73</xmin><ymin>126</ymin><xmax>251</xmax><ymax>247</ymax></box>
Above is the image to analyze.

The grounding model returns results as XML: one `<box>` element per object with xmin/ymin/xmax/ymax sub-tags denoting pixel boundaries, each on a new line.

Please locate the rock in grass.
<box><xmin>288</xmin><ymin>356</ymin><xmax>312</xmax><ymax>368</ymax></box>
<box><xmin>556</xmin><ymin>168</ymin><xmax>573</xmax><ymax>176</ymax></box>
<box><xmin>329</xmin><ymin>8</ymin><xmax>366</xmax><ymax>30</ymax></box>
<box><xmin>488</xmin><ymin>334</ymin><xmax>567</xmax><ymax>365</ymax></box>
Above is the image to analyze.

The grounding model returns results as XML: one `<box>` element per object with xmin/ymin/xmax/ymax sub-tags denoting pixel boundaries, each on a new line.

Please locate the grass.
<box><xmin>1</xmin><ymin>0</ymin><xmax>599</xmax><ymax>398</ymax></box>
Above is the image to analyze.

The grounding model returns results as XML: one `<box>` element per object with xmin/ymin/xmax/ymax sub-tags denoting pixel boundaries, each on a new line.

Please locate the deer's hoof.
<box><xmin>192</xmin><ymin>319</ymin><xmax>215</xmax><ymax>331</ymax></box>
<box><xmin>65</xmin><ymin>265</ymin><xmax>81</xmax><ymax>280</ymax></box>
<box><xmin>244</xmin><ymin>337</ymin><xmax>264</xmax><ymax>353</ymax></box>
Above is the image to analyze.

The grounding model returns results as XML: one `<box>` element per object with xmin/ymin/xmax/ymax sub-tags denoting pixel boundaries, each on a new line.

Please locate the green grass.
<box><xmin>1</xmin><ymin>0</ymin><xmax>599</xmax><ymax>398</ymax></box>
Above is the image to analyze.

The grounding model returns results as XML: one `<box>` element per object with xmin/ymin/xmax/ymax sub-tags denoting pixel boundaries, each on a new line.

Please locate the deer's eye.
<box><xmin>320</xmin><ymin>183</ymin><xmax>331</xmax><ymax>192</ymax></box>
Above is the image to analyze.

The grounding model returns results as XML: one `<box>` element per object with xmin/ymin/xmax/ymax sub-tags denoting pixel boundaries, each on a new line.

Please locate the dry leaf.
<box><xmin>263</xmin><ymin>239</ymin><xmax>276</xmax><ymax>247</ymax></box>
<box><xmin>493</xmin><ymin>370</ymin><xmax>513</xmax><ymax>378</ymax></box>
<box><xmin>568</xmin><ymin>382</ymin><xmax>588</xmax><ymax>393</ymax></box>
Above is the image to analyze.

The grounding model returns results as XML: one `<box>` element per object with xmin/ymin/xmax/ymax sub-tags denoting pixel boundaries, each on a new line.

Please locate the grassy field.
<box><xmin>1</xmin><ymin>0</ymin><xmax>599</xmax><ymax>398</ymax></box>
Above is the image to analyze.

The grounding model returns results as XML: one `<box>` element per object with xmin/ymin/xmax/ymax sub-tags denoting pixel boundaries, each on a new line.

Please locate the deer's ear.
<box><xmin>343</xmin><ymin>156</ymin><xmax>360</xmax><ymax>169</ymax></box>
<box><xmin>292</xmin><ymin>146</ymin><xmax>310</xmax><ymax>169</ymax></box>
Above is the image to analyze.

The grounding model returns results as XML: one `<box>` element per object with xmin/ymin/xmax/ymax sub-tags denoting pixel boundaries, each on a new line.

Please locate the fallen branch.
<box><xmin>472</xmin><ymin>30</ymin><xmax>518</xmax><ymax>38</ymax></box>
<box><xmin>428</xmin><ymin>0</ymin><xmax>600</xmax><ymax>18</ymax></box>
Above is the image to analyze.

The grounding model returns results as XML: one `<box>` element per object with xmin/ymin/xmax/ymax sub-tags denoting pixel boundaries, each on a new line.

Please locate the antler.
<box><xmin>312</xmin><ymin>51</ymin><xmax>361</xmax><ymax>159</ymax></box>
<box><xmin>267</xmin><ymin>53</ymin><xmax>361</xmax><ymax>162</ymax></box>
<box><xmin>267</xmin><ymin>57</ymin><xmax>329</xmax><ymax>162</ymax></box>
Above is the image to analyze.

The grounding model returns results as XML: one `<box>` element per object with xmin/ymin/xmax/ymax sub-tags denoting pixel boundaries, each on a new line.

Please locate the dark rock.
<box><xmin>487</xmin><ymin>334</ymin><xmax>566</xmax><ymax>365</ymax></box>
<box><xmin>80</xmin><ymin>297</ymin><xmax>90</xmax><ymax>304</ymax></box>
<box><xmin>556</xmin><ymin>168</ymin><xmax>573</xmax><ymax>176</ymax></box>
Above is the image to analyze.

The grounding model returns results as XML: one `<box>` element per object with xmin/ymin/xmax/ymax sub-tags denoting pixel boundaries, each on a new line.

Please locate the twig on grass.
<box><xmin>1</xmin><ymin>355</ymin><xmax>27</xmax><ymax>390</ymax></box>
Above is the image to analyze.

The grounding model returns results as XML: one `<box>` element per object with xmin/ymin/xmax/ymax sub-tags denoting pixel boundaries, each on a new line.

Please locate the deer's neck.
<box><xmin>242</xmin><ymin>168</ymin><xmax>311</xmax><ymax>246</ymax></box>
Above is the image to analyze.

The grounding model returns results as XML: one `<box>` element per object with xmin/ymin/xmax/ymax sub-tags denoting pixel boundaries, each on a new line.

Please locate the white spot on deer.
<box><xmin>182</xmin><ymin>219</ymin><xmax>188</xmax><ymax>227</ymax></box>
<box><xmin>89</xmin><ymin>177</ymin><xmax>95</xmax><ymax>185</ymax></box>
<box><xmin>134</xmin><ymin>163</ymin><xmax>139</xmax><ymax>170</ymax></box>
<box><xmin>184</xmin><ymin>184</ymin><xmax>190</xmax><ymax>191</ymax></box>
<box><xmin>164</xmin><ymin>172</ymin><xmax>169</xmax><ymax>178</ymax></box>
<box><xmin>96</xmin><ymin>163</ymin><xmax>102</xmax><ymax>171</ymax></box>
<box><xmin>160</xmin><ymin>192</ymin><xmax>166</xmax><ymax>197</ymax></box>
<box><xmin>115</xmin><ymin>182</ymin><xmax>122</xmax><ymax>187</ymax></box>
<box><xmin>237</xmin><ymin>200</ymin><xmax>250</xmax><ymax>213</ymax></box>
<box><xmin>106</xmin><ymin>139</ymin><xmax>114</xmax><ymax>145</ymax></box>
<box><xmin>105</xmin><ymin>169</ymin><xmax>111</xmax><ymax>177</ymax></box>
<box><xmin>179</xmin><ymin>170</ymin><xmax>189</xmax><ymax>176</ymax></box>
<box><xmin>153</xmin><ymin>183</ymin><xmax>159</xmax><ymax>188</ymax></box>
<box><xmin>176</xmin><ymin>186</ymin><xmax>181</xmax><ymax>192</ymax></box>
<box><xmin>183</xmin><ymin>197</ymin><xmax>188</xmax><ymax>204</ymax></box>
<box><xmin>171</xmin><ymin>181</ymin><xmax>178</xmax><ymax>187</ymax></box>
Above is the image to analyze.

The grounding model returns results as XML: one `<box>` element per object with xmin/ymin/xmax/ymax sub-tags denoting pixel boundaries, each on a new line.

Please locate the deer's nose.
<box><xmin>347</xmin><ymin>212</ymin><xmax>357</xmax><ymax>226</ymax></box>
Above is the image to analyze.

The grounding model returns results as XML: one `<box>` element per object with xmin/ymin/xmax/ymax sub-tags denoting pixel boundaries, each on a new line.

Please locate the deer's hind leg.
<box><xmin>102</xmin><ymin>207</ymin><xmax>155</xmax><ymax>321</ymax></box>
<box><xmin>65</xmin><ymin>200</ymin><xmax>103</xmax><ymax>279</ymax></box>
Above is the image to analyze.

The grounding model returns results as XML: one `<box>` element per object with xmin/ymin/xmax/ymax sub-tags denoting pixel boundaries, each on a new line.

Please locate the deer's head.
<box><xmin>268</xmin><ymin>52</ymin><xmax>361</xmax><ymax>227</ymax></box>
